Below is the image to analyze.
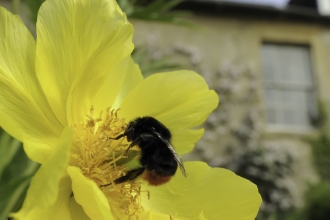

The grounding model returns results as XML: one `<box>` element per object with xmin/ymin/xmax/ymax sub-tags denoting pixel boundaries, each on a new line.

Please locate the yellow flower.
<box><xmin>0</xmin><ymin>0</ymin><xmax>261</xmax><ymax>219</ymax></box>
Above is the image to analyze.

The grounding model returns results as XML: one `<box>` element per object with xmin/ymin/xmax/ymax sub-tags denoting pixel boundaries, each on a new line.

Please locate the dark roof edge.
<box><xmin>175</xmin><ymin>0</ymin><xmax>330</xmax><ymax>24</ymax></box>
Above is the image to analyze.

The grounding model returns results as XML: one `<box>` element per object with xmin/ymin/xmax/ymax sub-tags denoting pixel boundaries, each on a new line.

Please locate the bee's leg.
<box><xmin>114</xmin><ymin>167</ymin><xmax>145</xmax><ymax>184</ymax></box>
<box><xmin>109</xmin><ymin>133</ymin><xmax>126</xmax><ymax>140</ymax></box>
<box><xmin>125</xmin><ymin>137</ymin><xmax>142</xmax><ymax>153</ymax></box>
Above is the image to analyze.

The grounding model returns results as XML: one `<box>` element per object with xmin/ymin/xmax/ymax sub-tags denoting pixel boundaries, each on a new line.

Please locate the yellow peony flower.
<box><xmin>0</xmin><ymin>0</ymin><xmax>261</xmax><ymax>219</ymax></box>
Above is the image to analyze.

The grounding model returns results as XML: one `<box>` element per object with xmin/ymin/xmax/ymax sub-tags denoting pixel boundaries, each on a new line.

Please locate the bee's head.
<box><xmin>124</xmin><ymin>117</ymin><xmax>171</xmax><ymax>142</ymax></box>
<box><xmin>124</xmin><ymin>120</ymin><xmax>137</xmax><ymax>142</ymax></box>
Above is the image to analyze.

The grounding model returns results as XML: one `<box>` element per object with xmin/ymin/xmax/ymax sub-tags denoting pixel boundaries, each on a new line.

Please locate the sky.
<box><xmin>217</xmin><ymin>0</ymin><xmax>291</xmax><ymax>7</ymax></box>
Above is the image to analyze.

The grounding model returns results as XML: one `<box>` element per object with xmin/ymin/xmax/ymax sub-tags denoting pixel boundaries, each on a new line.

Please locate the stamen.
<box><xmin>71</xmin><ymin>106</ymin><xmax>146</xmax><ymax>218</ymax></box>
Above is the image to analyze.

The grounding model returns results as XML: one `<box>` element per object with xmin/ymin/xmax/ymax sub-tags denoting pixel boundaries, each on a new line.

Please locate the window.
<box><xmin>261</xmin><ymin>43</ymin><xmax>317</xmax><ymax>130</ymax></box>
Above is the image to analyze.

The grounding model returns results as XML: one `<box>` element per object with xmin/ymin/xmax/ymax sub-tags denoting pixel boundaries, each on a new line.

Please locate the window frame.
<box><xmin>260</xmin><ymin>42</ymin><xmax>318</xmax><ymax>133</ymax></box>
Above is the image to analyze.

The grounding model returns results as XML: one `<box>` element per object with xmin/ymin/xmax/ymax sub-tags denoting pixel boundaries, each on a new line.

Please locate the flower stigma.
<box><xmin>71</xmin><ymin>106</ymin><xmax>147</xmax><ymax>218</ymax></box>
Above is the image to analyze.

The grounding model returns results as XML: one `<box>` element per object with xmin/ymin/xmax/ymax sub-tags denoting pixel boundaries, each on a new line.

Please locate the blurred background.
<box><xmin>1</xmin><ymin>0</ymin><xmax>330</xmax><ymax>219</ymax></box>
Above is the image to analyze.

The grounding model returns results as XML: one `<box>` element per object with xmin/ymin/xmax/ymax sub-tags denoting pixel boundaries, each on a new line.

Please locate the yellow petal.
<box><xmin>0</xmin><ymin>77</ymin><xmax>58</xmax><ymax>163</ymax></box>
<box><xmin>69</xmin><ymin>197</ymin><xmax>91</xmax><ymax>220</ymax></box>
<box><xmin>67</xmin><ymin>25</ymin><xmax>135</xmax><ymax>125</ymax></box>
<box><xmin>0</xmin><ymin>7</ymin><xmax>62</xmax><ymax>163</ymax></box>
<box><xmin>67</xmin><ymin>166</ymin><xmax>115</xmax><ymax>220</ymax></box>
<box><xmin>12</xmin><ymin>127</ymin><xmax>73</xmax><ymax>219</ymax></box>
<box><xmin>119</xmin><ymin>71</ymin><xmax>218</xmax><ymax>154</ymax></box>
<box><xmin>36</xmin><ymin>0</ymin><xmax>130</xmax><ymax>125</ymax></box>
<box><xmin>0</xmin><ymin>112</ymin><xmax>22</xmax><ymax>141</ymax></box>
<box><xmin>171</xmin><ymin>128</ymin><xmax>204</xmax><ymax>155</ymax></box>
<box><xmin>0</xmin><ymin>7</ymin><xmax>62</xmax><ymax>133</ymax></box>
<box><xmin>139</xmin><ymin>210</ymin><xmax>190</xmax><ymax>220</ymax></box>
<box><xmin>141</xmin><ymin>162</ymin><xmax>261</xmax><ymax>220</ymax></box>
<box><xmin>12</xmin><ymin>176</ymin><xmax>72</xmax><ymax>220</ymax></box>
<box><xmin>112</xmin><ymin>57</ymin><xmax>143</xmax><ymax>109</ymax></box>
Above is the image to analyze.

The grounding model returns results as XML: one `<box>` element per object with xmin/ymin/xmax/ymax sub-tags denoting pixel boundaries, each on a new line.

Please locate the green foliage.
<box><xmin>24</xmin><ymin>0</ymin><xmax>191</xmax><ymax>25</ymax></box>
<box><xmin>12</xmin><ymin>0</ymin><xmax>21</xmax><ymax>14</ymax></box>
<box><xmin>23</xmin><ymin>0</ymin><xmax>44</xmax><ymax>22</ymax></box>
<box><xmin>308</xmin><ymin>133</ymin><xmax>330</xmax><ymax>181</ymax></box>
<box><xmin>0</xmin><ymin>129</ymin><xmax>39</xmax><ymax>218</ymax></box>
<box><xmin>304</xmin><ymin>182</ymin><xmax>330</xmax><ymax>220</ymax></box>
<box><xmin>310</xmin><ymin>100</ymin><xmax>328</xmax><ymax>129</ymax></box>
<box><xmin>132</xmin><ymin>47</ymin><xmax>183</xmax><ymax>76</ymax></box>
<box><xmin>233</xmin><ymin>145</ymin><xmax>296</xmax><ymax>220</ymax></box>
<box><xmin>117</xmin><ymin>0</ymin><xmax>192</xmax><ymax>26</ymax></box>
<box><xmin>307</xmin><ymin>101</ymin><xmax>330</xmax><ymax>179</ymax></box>
<box><xmin>292</xmin><ymin>182</ymin><xmax>330</xmax><ymax>220</ymax></box>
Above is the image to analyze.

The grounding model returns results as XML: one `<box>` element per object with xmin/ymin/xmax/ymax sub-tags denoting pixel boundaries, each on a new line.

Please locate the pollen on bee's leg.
<box><xmin>71</xmin><ymin>106</ymin><xmax>145</xmax><ymax>218</ymax></box>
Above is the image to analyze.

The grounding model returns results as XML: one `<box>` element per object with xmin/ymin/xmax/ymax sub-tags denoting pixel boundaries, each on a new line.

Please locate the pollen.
<box><xmin>71</xmin><ymin>106</ymin><xmax>145</xmax><ymax>219</ymax></box>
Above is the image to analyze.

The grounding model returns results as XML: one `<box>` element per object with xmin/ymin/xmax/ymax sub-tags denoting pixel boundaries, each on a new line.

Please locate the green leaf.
<box><xmin>0</xmin><ymin>131</ymin><xmax>21</xmax><ymax>177</ymax></box>
<box><xmin>0</xmin><ymin>174</ymin><xmax>32</xmax><ymax>218</ymax></box>
<box><xmin>0</xmin><ymin>129</ymin><xmax>39</xmax><ymax>218</ymax></box>
<box><xmin>24</xmin><ymin>0</ymin><xmax>45</xmax><ymax>22</ymax></box>
<box><xmin>132</xmin><ymin>47</ymin><xmax>184</xmax><ymax>76</ymax></box>
<box><xmin>117</xmin><ymin>0</ymin><xmax>194</xmax><ymax>26</ymax></box>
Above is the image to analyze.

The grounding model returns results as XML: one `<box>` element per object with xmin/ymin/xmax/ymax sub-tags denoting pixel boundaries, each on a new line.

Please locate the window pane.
<box><xmin>262</xmin><ymin>44</ymin><xmax>314</xmax><ymax>87</ymax></box>
<box><xmin>261</xmin><ymin>43</ymin><xmax>316</xmax><ymax>129</ymax></box>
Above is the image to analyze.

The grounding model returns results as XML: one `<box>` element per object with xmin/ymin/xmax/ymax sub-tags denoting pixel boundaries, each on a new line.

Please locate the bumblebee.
<box><xmin>107</xmin><ymin>116</ymin><xmax>187</xmax><ymax>186</ymax></box>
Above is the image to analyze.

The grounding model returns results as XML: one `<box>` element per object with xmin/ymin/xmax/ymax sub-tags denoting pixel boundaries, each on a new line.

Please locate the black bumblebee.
<box><xmin>108</xmin><ymin>116</ymin><xmax>187</xmax><ymax>186</ymax></box>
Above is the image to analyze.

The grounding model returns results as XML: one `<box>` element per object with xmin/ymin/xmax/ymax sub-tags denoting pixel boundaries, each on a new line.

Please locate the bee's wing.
<box><xmin>154</xmin><ymin>132</ymin><xmax>187</xmax><ymax>177</ymax></box>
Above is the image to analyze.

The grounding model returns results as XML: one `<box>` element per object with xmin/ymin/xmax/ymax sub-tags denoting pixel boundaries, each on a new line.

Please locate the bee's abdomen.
<box><xmin>141</xmin><ymin>170</ymin><xmax>172</xmax><ymax>186</ymax></box>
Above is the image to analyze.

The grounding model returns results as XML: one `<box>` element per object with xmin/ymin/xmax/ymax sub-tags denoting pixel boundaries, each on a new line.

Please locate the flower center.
<box><xmin>71</xmin><ymin>106</ymin><xmax>145</xmax><ymax>218</ymax></box>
